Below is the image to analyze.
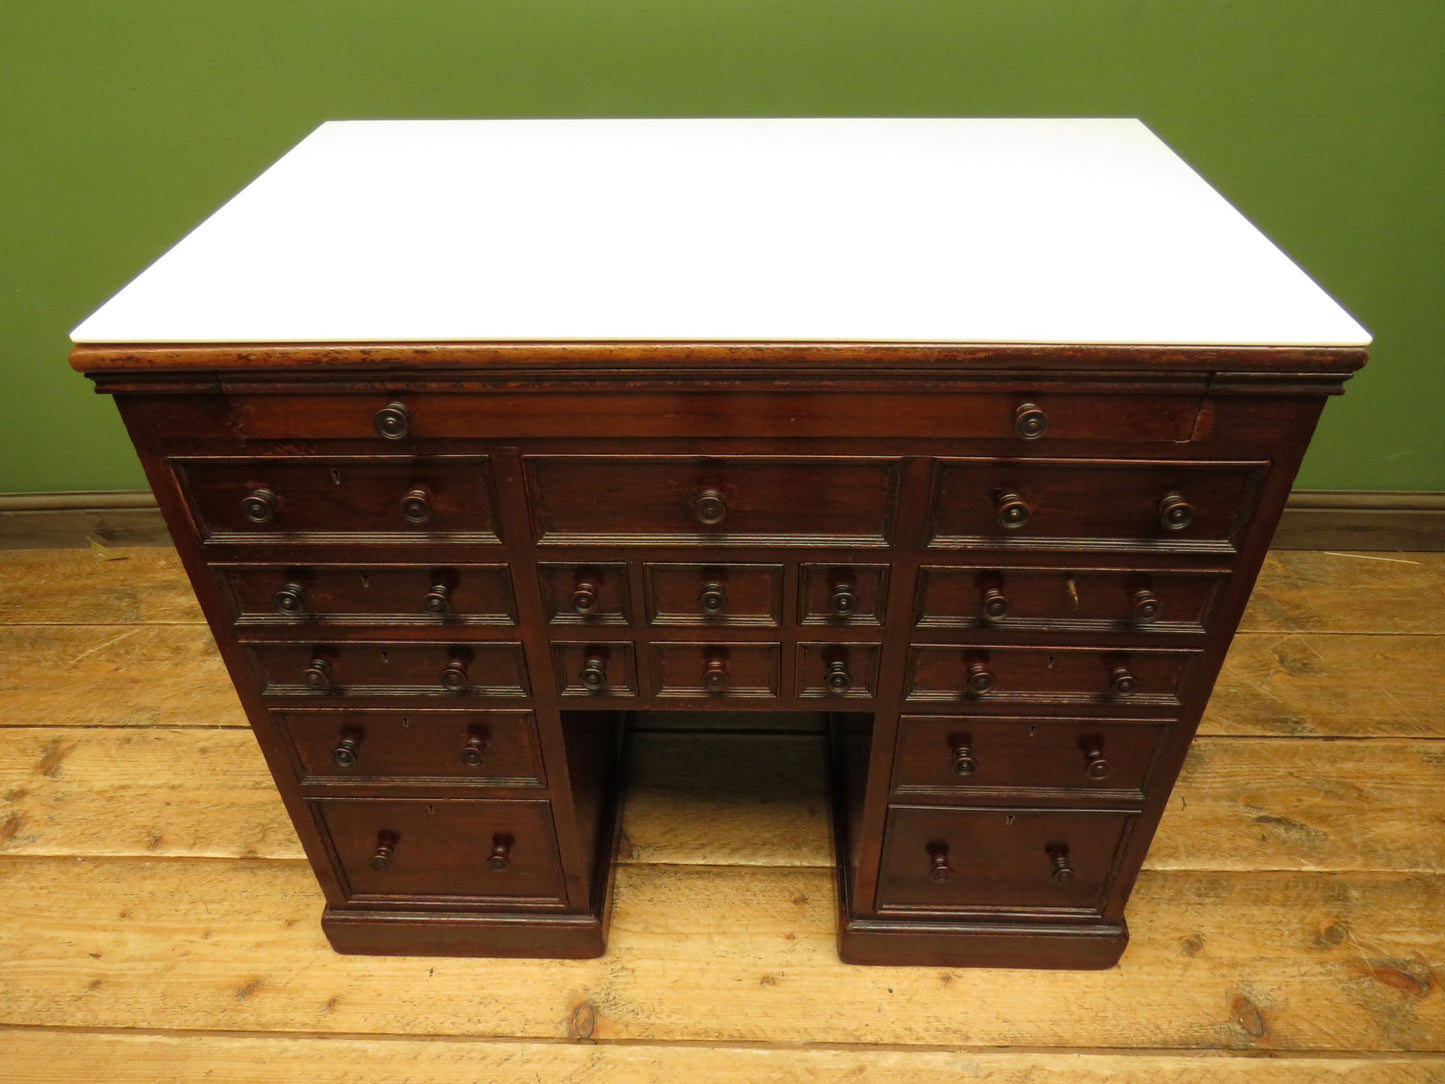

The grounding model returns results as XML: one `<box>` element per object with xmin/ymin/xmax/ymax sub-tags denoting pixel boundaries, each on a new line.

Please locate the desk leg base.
<box><xmin>321</xmin><ymin>906</ymin><xmax>609</xmax><ymax>958</ymax></box>
<box><xmin>836</xmin><ymin>906</ymin><xmax>1129</xmax><ymax>969</ymax></box>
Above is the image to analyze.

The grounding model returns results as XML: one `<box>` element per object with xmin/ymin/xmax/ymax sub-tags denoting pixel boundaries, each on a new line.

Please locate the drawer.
<box><xmin>552</xmin><ymin>641</ymin><xmax>638</xmax><ymax>697</ymax></box>
<box><xmin>217</xmin><ymin>563</ymin><xmax>516</xmax><ymax>626</ymax></box>
<box><xmin>877</xmin><ymin>806</ymin><xmax>1136</xmax><ymax>914</ymax></box>
<box><xmin>915</xmin><ymin>566</ymin><xmax>1226</xmax><ymax>633</ymax></box>
<box><xmin>799</xmin><ymin>563</ymin><xmax>888</xmax><ymax>626</ymax></box>
<box><xmin>645</xmin><ymin>563</ymin><xmax>782</xmax><ymax>626</ymax></box>
<box><xmin>796</xmin><ymin>642</ymin><xmax>881</xmax><ymax>700</ymax></box>
<box><xmin>524</xmin><ymin>455</ymin><xmax>901</xmax><ymax>545</ymax></box>
<box><xmin>274</xmin><ymin>709</ymin><xmax>543</xmax><ymax>785</ymax></box>
<box><xmin>539</xmin><ymin>562</ymin><xmax>631</xmax><ymax>625</ymax></box>
<box><xmin>906</xmin><ymin>645</ymin><xmax>1199</xmax><ymax>709</ymax></box>
<box><xmin>892</xmin><ymin>715</ymin><xmax>1170</xmax><ymax>798</ymax></box>
<box><xmin>175</xmin><ymin>455</ymin><xmax>501</xmax><ymax>542</ymax></box>
<box><xmin>317</xmin><ymin>798</ymin><xmax>564</xmax><ymax>904</ymax></box>
<box><xmin>651</xmin><ymin>642</ymin><xmax>781</xmax><ymax>699</ymax></box>
<box><xmin>249</xmin><ymin>641</ymin><xmax>529</xmax><ymax>698</ymax></box>
<box><xmin>928</xmin><ymin>458</ymin><xmax>1265</xmax><ymax>551</ymax></box>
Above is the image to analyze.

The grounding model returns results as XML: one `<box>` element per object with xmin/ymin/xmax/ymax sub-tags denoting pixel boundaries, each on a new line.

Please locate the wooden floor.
<box><xmin>0</xmin><ymin>545</ymin><xmax>1442</xmax><ymax>1081</ymax></box>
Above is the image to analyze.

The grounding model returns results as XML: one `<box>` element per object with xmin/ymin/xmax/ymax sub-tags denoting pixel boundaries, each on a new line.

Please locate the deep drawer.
<box><xmin>317</xmin><ymin>798</ymin><xmax>564</xmax><ymax>904</ymax></box>
<box><xmin>216</xmin><ymin>563</ymin><xmax>516</xmax><ymax>626</ymax></box>
<box><xmin>905</xmin><ymin>644</ymin><xmax>1199</xmax><ymax>709</ymax></box>
<box><xmin>645</xmin><ymin>563</ymin><xmax>782</xmax><ymax>627</ymax></box>
<box><xmin>249</xmin><ymin>641</ymin><xmax>529</xmax><ymax>698</ymax></box>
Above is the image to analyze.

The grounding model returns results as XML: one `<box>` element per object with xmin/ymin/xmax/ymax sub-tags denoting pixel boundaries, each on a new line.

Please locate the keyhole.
<box><xmin>1047</xmin><ymin>655</ymin><xmax>1056</xmax><ymax>670</ymax></box>
<box><xmin>1005</xmin><ymin>815</ymin><xmax>1016</xmax><ymax>826</ymax></box>
<box><xmin>426</xmin><ymin>804</ymin><xmax>435</xmax><ymax>816</ymax></box>
<box><xmin>359</xmin><ymin>573</ymin><xmax>370</xmax><ymax>588</ymax></box>
<box><xmin>380</xmin><ymin>650</ymin><xmax>388</xmax><ymax>664</ymax></box>
<box><xmin>1028</xmin><ymin>725</ymin><xmax>1037</xmax><ymax>738</ymax></box>
<box><xmin>400</xmin><ymin>715</ymin><xmax>410</xmax><ymax>728</ymax></box>
<box><xmin>329</xmin><ymin>468</ymin><xmax>343</xmax><ymax>485</ymax></box>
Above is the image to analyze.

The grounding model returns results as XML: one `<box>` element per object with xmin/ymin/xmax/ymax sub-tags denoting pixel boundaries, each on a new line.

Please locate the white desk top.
<box><xmin>71</xmin><ymin>118</ymin><xmax>1370</xmax><ymax>347</ymax></box>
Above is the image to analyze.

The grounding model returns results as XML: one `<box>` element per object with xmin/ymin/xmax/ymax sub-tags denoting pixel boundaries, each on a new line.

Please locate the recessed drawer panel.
<box><xmin>929</xmin><ymin>458</ymin><xmax>1264</xmax><ymax>552</ymax></box>
<box><xmin>175</xmin><ymin>455</ymin><xmax>501</xmax><ymax>543</ymax></box>
<box><xmin>317</xmin><ymin>798</ymin><xmax>564</xmax><ymax>904</ymax></box>
<box><xmin>799</xmin><ymin>563</ymin><xmax>888</xmax><ymax>626</ymax></box>
<box><xmin>552</xmin><ymin>642</ymin><xmax>639</xmax><ymax>697</ymax></box>
<box><xmin>877</xmin><ymin>806</ymin><xmax>1136</xmax><ymax>915</ymax></box>
<box><xmin>892</xmin><ymin>715</ymin><xmax>1169</xmax><ymax>798</ymax></box>
<box><xmin>249</xmin><ymin>641</ymin><xmax>529</xmax><ymax>698</ymax></box>
<box><xmin>275</xmin><ymin>709</ymin><xmax>543</xmax><ymax>785</ymax></box>
<box><xmin>915</xmin><ymin>566</ymin><xmax>1226</xmax><ymax>634</ymax></box>
<box><xmin>217</xmin><ymin>563</ymin><xmax>516</xmax><ymax>626</ymax></box>
<box><xmin>651</xmin><ymin>643</ymin><xmax>781</xmax><ymax>699</ymax></box>
<box><xmin>539</xmin><ymin>562</ymin><xmax>631</xmax><ymax>625</ymax></box>
<box><xmin>646</xmin><ymin>563</ymin><xmax>782</xmax><ymax>627</ymax></box>
<box><xmin>524</xmin><ymin>455</ymin><xmax>901</xmax><ymax>545</ymax></box>
<box><xmin>906</xmin><ymin>645</ymin><xmax>1199</xmax><ymax>709</ymax></box>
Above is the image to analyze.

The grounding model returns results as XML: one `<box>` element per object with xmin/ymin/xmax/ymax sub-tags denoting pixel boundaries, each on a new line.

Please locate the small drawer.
<box><xmin>892</xmin><ymin>715</ymin><xmax>1169</xmax><ymax>798</ymax></box>
<box><xmin>796</xmin><ymin>642</ymin><xmax>881</xmax><ymax>699</ymax></box>
<box><xmin>249</xmin><ymin>641</ymin><xmax>529</xmax><ymax>698</ymax></box>
<box><xmin>317</xmin><ymin>798</ymin><xmax>564</xmax><ymax>904</ymax></box>
<box><xmin>175</xmin><ymin>455</ymin><xmax>501</xmax><ymax>543</ymax></box>
<box><xmin>645</xmin><ymin>563</ymin><xmax>782</xmax><ymax>626</ymax></box>
<box><xmin>915</xmin><ymin>566</ymin><xmax>1226</xmax><ymax>633</ymax></box>
<box><xmin>524</xmin><ymin>454</ymin><xmax>901</xmax><ymax>545</ymax></box>
<box><xmin>905</xmin><ymin>645</ymin><xmax>1199</xmax><ymax>709</ymax></box>
<box><xmin>928</xmin><ymin>458</ymin><xmax>1264</xmax><ymax>552</ymax></box>
<box><xmin>877</xmin><ymin>806</ymin><xmax>1136</xmax><ymax>914</ymax></box>
<box><xmin>552</xmin><ymin>642</ymin><xmax>638</xmax><ymax>697</ymax></box>
<box><xmin>539</xmin><ymin>563</ymin><xmax>631</xmax><ymax>625</ymax></box>
<box><xmin>275</xmin><ymin>709</ymin><xmax>543</xmax><ymax>785</ymax></box>
<box><xmin>651</xmin><ymin>643</ymin><xmax>781</xmax><ymax>699</ymax></box>
<box><xmin>799</xmin><ymin>563</ymin><xmax>888</xmax><ymax>626</ymax></box>
<box><xmin>217</xmin><ymin>563</ymin><xmax>516</xmax><ymax>626</ymax></box>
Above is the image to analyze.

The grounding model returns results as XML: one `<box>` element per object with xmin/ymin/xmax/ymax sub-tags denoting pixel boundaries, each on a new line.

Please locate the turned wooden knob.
<box><xmin>374</xmin><ymin>401</ymin><xmax>411</xmax><ymax>440</ymax></box>
<box><xmin>698</xmin><ymin>582</ymin><xmax>728</xmax><ymax>616</ymax></box>
<box><xmin>1084</xmin><ymin>742</ymin><xmax>1112</xmax><ymax>780</ymax></box>
<box><xmin>1131</xmin><ymin>588</ymin><xmax>1161</xmax><ymax>624</ymax></box>
<box><xmin>995</xmin><ymin>492</ymin><xmax>1031</xmax><ymax>529</ymax></box>
<box><xmin>579</xmin><ymin>655</ymin><xmax>607</xmax><ymax>692</ymax></box>
<box><xmin>440</xmin><ymin>657</ymin><xmax>469</xmax><ymax>691</ymax></box>
<box><xmin>370</xmin><ymin>833</ymin><xmax>397</xmax><ymax>871</ymax></box>
<box><xmin>272</xmin><ymin>582</ymin><xmax>305</xmax><ymax>616</ymax></box>
<box><xmin>302</xmin><ymin>656</ymin><xmax>332</xmax><ymax>690</ymax></box>
<box><xmin>399</xmin><ymin>487</ymin><xmax>433</xmax><ymax>524</ymax></box>
<box><xmin>951</xmin><ymin>741</ymin><xmax>978</xmax><ymax>776</ymax></box>
<box><xmin>965</xmin><ymin>659</ymin><xmax>995</xmax><ymax>696</ymax></box>
<box><xmin>702</xmin><ymin>657</ymin><xmax>729</xmax><ymax>693</ymax></box>
<box><xmin>929</xmin><ymin>847</ymin><xmax>954</xmax><ymax>884</ymax></box>
<box><xmin>486</xmin><ymin>836</ymin><xmax>512</xmax><ymax>872</ymax></box>
<box><xmin>1050</xmin><ymin>852</ymin><xmax>1076</xmax><ymax>885</ymax></box>
<box><xmin>1159</xmin><ymin>492</ymin><xmax>1194</xmax><ymax>531</ymax></box>
<box><xmin>570</xmin><ymin>579</ymin><xmax>600</xmax><ymax>616</ymax></box>
<box><xmin>1109</xmin><ymin>664</ymin><xmax>1138</xmax><ymax>697</ymax></box>
<box><xmin>241</xmin><ymin>487</ymin><xmax>276</xmax><ymax>524</ymax></box>
<box><xmin>829</xmin><ymin>581</ymin><xmax>858</xmax><ymax>618</ymax></box>
<box><xmin>423</xmin><ymin>583</ymin><xmax>451</xmax><ymax>615</ymax></box>
<box><xmin>980</xmin><ymin>586</ymin><xmax>1011</xmax><ymax>621</ymax></box>
<box><xmin>1015</xmin><ymin>401</ymin><xmax>1049</xmax><ymax>439</ymax></box>
<box><xmin>330</xmin><ymin>733</ymin><xmax>361</xmax><ymax>768</ymax></box>
<box><xmin>459</xmin><ymin>733</ymin><xmax>487</xmax><ymax>767</ymax></box>
<box><xmin>824</xmin><ymin>659</ymin><xmax>852</xmax><ymax>695</ymax></box>
<box><xmin>693</xmin><ymin>488</ymin><xmax>727</xmax><ymax>527</ymax></box>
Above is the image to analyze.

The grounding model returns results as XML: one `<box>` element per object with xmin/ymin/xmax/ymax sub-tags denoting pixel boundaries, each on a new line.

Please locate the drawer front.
<box><xmin>275</xmin><ymin>709</ymin><xmax>543</xmax><ymax>785</ymax></box>
<box><xmin>929</xmin><ymin>458</ymin><xmax>1264</xmax><ymax>551</ymax></box>
<box><xmin>218</xmin><ymin>563</ymin><xmax>516</xmax><ymax>626</ymax></box>
<box><xmin>524</xmin><ymin>455</ymin><xmax>901</xmax><ymax>545</ymax></box>
<box><xmin>796</xmin><ymin>642</ymin><xmax>881</xmax><ymax>700</ymax></box>
<box><xmin>317</xmin><ymin>798</ymin><xmax>564</xmax><ymax>904</ymax></box>
<box><xmin>906</xmin><ymin>645</ymin><xmax>1199</xmax><ymax>709</ymax></box>
<box><xmin>651</xmin><ymin>643</ymin><xmax>781</xmax><ymax>699</ymax></box>
<box><xmin>250</xmin><ymin>641</ymin><xmax>529</xmax><ymax>698</ymax></box>
<box><xmin>646</xmin><ymin>563</ymin><xmax>782</xmax><ymax>627</ymax></box>
<box><xmin>176</xmin><ymin>456</ymin><xmax>501</xmax><ymax>542</ymax></box>
<box><xmin>892</xmin><ymin>715</ymin><xmax>1169</xmax><ymax>797</ymax></box>
<box><xmin>539</xmin><ymin>562</ymin><xmax>631</xmax><ymax>625</ymax></box>
<box><xmin>877</xmin><ymin>806</ymin><xmax>1136</xmax><ymax>914</ymax></box>
<box><xmin>915</xmin><ymin>566</ymin><xmax>1226</xmax><ymax>634</ymax></box>
<box><xmin>552</xmin><ymin>641</ymin><xmax>638</xmax><ymax>697</ymax></box>
<box><xmin>799</xmin><ymin>563</ymin><xmax>888</xmax><ymax>626</ymax></box>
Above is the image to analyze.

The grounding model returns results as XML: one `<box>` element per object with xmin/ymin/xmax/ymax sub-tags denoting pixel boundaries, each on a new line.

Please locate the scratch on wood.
<box><xmin>63</xmin><ymin>626</ymin><xmax>141</xmax><ymax>666</ymax></box>
<box><xmin>1320</xmin><ymin>552</ymin><xmax>1422</xmax><ymax>565</ymax></box>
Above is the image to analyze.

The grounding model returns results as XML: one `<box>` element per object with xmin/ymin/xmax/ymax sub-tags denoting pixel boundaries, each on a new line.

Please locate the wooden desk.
<box><xmin>71</xmin><ymin>119</ymin><xmax>1369</xmax><ymax>968</ymax></box>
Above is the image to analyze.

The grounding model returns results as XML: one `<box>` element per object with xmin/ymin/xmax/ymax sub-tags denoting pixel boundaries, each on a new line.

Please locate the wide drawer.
<box><xmin>316</xmin><ymin>798</ymin><xmax>564</xmax><ymax>904</ymax></box>
<box><xmin>650</xmin><ymin>642</ymin><xmax>781</xmax><ymax>699</ymax></box>
<box><xmin>217</xmin><ymin>563</ymin><xmax>516</xmax><ymax>626</ymax></box>
<box><xmin>892</xmin><ymin>715</ymin><xmax>1170</xmax><ymax>798</ymax></box>
<box><xmin>175</xmin><ymin>455</ymin><xmax>501</xmax><ymax>542</ymax></box>
<box><xmin>524</xmin><ymin>455</ymin><xmax>901</xmax><ymax>545</ymax></box>
<box><xmin>928</xmin><ymin>458</ymin><xmax>1265</xmax><ymax>552</ymax></box>
<box><xmin>249</xmin><ymin>641</ymin><xmax>529</xmax><ymax>698</ymax></box>
<box><xmin>905</xmin><ymin>644</ymin><xmax>1199</xmax><ymax>709</ymax></box>
<box><xmin>877</xmin><ymin>806</ymin><xmax>1136</xmax><ymax>915</ymax></box>
<box><xmin>274</xmin><ymin>709</ymin><xmax>543</xmax><ymax>785</ymax></box>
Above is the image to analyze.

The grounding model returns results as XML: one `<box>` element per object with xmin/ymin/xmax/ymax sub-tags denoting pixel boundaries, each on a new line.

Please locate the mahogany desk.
<box><xmin>71</xmin><ymin>119</ymin><xmax>1369</xmax><ymax>968</ymax></box>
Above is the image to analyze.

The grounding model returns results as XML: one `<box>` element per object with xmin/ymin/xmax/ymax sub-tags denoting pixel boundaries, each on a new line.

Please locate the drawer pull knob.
<box><xmin>241</xmin><ymin>487</ymin><xmax>277</xmax><ymax>524</ymax></box>
<box><xmin>824</xmin><ymin>659</ymin><xmax>852</xmax><ymax>695</ymax></box>
<box><xmin>1015</xmin><ymin>401</ymin><xmax>1049</xmax><ymax>439</ymax></box>
<box><xmin>1109</xmin><ymin>665</ymin><xmax>1138</xmax><ymax>697</ymax></box>
<box><xmin>569</xmin><ymin>580</ymin><xmax>600</xmax><ymax>616</ymax></box>
<box><xmin>829</xmin><ymin>582</ymin><xmax>858</xmax><ymax>618</ymax></box>
<box><xmin>330</xmin><ymin>733</ymin><xmax>361</xmax><ymax>768</ymax></box>
<box><xmin>1159</xmin><ymin>492</ymin><xmax>1194</xmax><ymax>531</ymax></box>
<box><xmin>459</xmin><ymin>734</ymin><xmax>487</xmax><ymax>767</ymax></box>
<box><xmin>928</xmin><ymin>848</ymin><xmax>955</xmax><ymax>885</ymax></box>
<box><xmin>486</xmin><ymin>836</ymin><xmax>512</xmax><ymax>872</ymax></box>
<box><xmin>698</xmin><ymin>582</ymin><xmax>728</xmax><ymax>616</ymax></box>
<box><xmin>370</xmin><ymin>833</ymin><xmax>397</xmax><ymax>871</ymax></box>
<box><xmin>400</xmin><ymin>487</ymin><xmax>433</xmax><ymax>524</ymax></box>
<box><xmin>965</xmin><ymin>660</ymin><xmax>995</xmax><ymax>696</ymax></box>
<box><xmin>1050</xmin><ymin>852</ymin><xmax>1076</xmax><ymax>885</ymax></box>
<box><xmin>374</xmin><ymin>402</ymin><xmax>411</xmax><ymax>440</ymax></box>
<box><xmin>951</xmin><ymin>742</ymin><xmax>978</xmax><ymax>776</ymax></box>
<box><xmin>995</xmin><ymin>492</ymin><xmax>1031</xmax><ymax>529</ymax></box>
<box><xmin>272</xmin><ymin>582</ymin><xmax>306</xmax><ymax>616</ymax></box>
<box><xmin>580</xmin><ymin>655</ymin><xmax>608</xmax><ymax>692</ymax></box>
<box><xmin>980</xmin><ymin>586</ymin><xmax>1011</xmax><ymax>621</ymax></box>
<box><xmin>423</xmin><ymin>583</ymin><xmax>452</xmax><ymax>615</ymax></box>
<box><xmin>302</xmin><ymin>656</ymin><xmax>332</xmax><ymax>690</ymax></box>
<box><xmin>1084</xmin><ymin>743</ymin><xmax>1113</xmax><ymax>780</ymax></box>
<box><xmin>1131</xmin><ymin>588</ymin><xmax>1161</xmax><ymax>624</ymax></box>
<box><xmin>702</xmin><ymin>657</ymin><xmax>730</xmax><ymax>694</ymax></box>
<box><xmin>440</xmin><ymin>658</ymin><xmax>469</xmax><ymax>691</ymax></box>
<box><xmin>693</xmin><ymin>488</ymin><xmax>728</xmax><ymax>527</ymax></box>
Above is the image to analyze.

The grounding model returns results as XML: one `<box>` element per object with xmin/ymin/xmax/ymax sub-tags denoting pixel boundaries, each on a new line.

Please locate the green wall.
<box><xmin>3</xmin><ymin>1</ymin><xmax>1441</xmax><ymax>494</ymax></box>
